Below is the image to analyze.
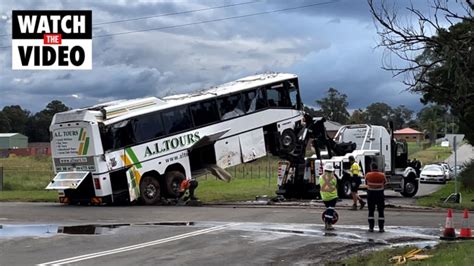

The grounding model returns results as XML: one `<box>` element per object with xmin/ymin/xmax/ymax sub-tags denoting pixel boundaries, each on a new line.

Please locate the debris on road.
<box><xmin>389</xmin><ymin>248</ymin><xmax>433</xmax><ymax>264</ymax></box>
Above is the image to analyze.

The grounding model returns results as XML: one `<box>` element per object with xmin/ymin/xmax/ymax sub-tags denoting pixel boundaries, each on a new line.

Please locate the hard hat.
<box><xmin>324</xmin><ymin>163</ymin><xmax>335</xmax><ymax>172</ymax></box>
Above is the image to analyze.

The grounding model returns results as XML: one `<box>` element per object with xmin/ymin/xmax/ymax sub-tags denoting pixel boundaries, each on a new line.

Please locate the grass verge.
<box><xmin>337</xmin><ymin>241</ymin><xmax>474</xmax><ymax>266</ymax></box>
<box><xmin>410</xmin><ymin>145</ymin><xmax>452</xmax><ymax>164</ymax></box>
<box><xmin>416</xmin><ymin>181</ymin><xmax>474</xmax><ymax>209</ymax></box>
<box><xmin>0</xmin><ymin>190</ymin><xmax>58</xmax><ymax>202</ymax></box>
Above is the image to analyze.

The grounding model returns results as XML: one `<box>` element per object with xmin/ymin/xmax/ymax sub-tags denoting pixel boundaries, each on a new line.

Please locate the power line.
<box><xmin>94</xmin><ymin>1</ymin><xmax>260</xmax><ymax>26</ymax></box>
<box><xmin>0</xmin><ymin>1</ymin><xmax>260</xmax><ymax>37</ymax></box>
<box><xmin>0</xmin><ymin>0</ymin><xmax>340</xmax><ymax>49</ymax></box>
<box><xmin>95</xmin><ymin>0</ymin><xmax>340</xmax><ymax>38</ymax></box>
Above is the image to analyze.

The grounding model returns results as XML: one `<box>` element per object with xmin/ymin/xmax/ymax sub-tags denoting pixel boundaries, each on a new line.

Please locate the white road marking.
<box><xmin>38</xmin><ymin>223</ymin><xmax>239</xmax><ymax>266</ymax></box>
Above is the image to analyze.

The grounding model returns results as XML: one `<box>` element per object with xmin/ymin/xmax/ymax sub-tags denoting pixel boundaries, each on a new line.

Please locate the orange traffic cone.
<box><xmin>459</xmin><ymin>209</ymin><xmax>472</xmax><ymax>239</ymax></box>
<box><xmin>441</xmin><ymin>208</ymin><xmax>456</xmax><ymax>240</ymax></box>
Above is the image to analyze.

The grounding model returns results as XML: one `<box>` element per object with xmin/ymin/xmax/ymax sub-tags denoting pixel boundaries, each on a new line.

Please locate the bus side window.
<box><xmin>111</xmin><ymin>120</ymin><xmax>135</xmax><ymax>149</ymax></box>
<box><xmin>162</xmin><ymin>106</ymin><xmax>193</xmax><ymax>134</ymax></box>
<box><xmin>267</xmin><ymin>82</ymin><xmax>292</xmax><ymax>108</ymax></box>
<box><xmin>217</xmin><ymin>93</ymin><xmax>245</xmax><ymax>120</ymax></box>
<box><xmin>256</xmin><ymin>87</ymin><xmax>267</xmax><ymax>110</ymax></box>
<box><xmin>132</xmin><ymin>112</ymin><xmax>165</xmax><ymax>143</ymax></box>
<box><xmin>190</xmin><ymin>100</ymin><xmax>220</xmax><ymax>126</ymax></box>
<box><xmin>243</xmin><ymin>89</ymin><xmax>257</xmax><ymax>113</ymax></box>
<box><xmin>287</xmin><ymin>80</ymin><xmax>299</xmax><ymax>109</ymax></box>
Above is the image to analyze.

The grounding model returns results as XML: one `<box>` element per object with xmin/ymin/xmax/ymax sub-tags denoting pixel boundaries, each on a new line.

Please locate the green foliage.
<box><xmin>417</xmin><ymin>105</ymin><xmax>447</xmax><ymax>144</ymax></box>
<box><xmin>415</xmin><ymin>20</ymin><xmax>474</xmax><ymax>144</ymax></box>
<box><xmin>2</xmin><ymin>105</ymin><xmax>30</xmax><ymax>134</ymax></box>
<box><xmin>315</xmin><ymin>88</ymin><xmax>350</xmax><ymax>124</ymax></box>
<box><xmin>348</xmin><ymin>109</ymin><xmax>367</xmax><ymax>124</ymax></box>
<box><xmin>0</xmin><ymin>111</ymin><xmax>12</xmax><ymax>132</ymax></box>
<box><xmin>364</xmin><ymin>102</ymin><xmax>392</xmax><ymax>126</ymax></box>
<box><xmin>459</xmin><ymin>160</ymin><xmax>474</xmax><ymax>190</ymax></box>
<box><xmin>391</xmin><ymin>105</ymin><xmax>414</xmax><ymax>130</ymax></box>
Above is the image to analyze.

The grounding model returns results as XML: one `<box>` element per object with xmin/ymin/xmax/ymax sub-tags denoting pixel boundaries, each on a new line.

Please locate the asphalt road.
<box><xmin>0</xmin><ymin>191</ymin><xmax>454</xmax><ymax>266</ymax></box>
<box><xmin>445</xmin><ymin>143</ymin><xmax>474</xmax><ymax>167</ymax></box>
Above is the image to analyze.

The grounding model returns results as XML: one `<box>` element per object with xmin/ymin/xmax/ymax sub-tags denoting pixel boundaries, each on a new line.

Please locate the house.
<box><xmin>394</xmin><ymin>128</ymin><xmax>424</xmax><ymax>142</ymax></box>
<box><xmin>0</xmin><ymin>133</ymin><xmax>28</xmax><ymax>149</ymax></box>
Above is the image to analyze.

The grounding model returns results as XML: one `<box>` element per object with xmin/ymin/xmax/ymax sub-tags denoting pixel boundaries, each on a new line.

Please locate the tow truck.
<box><xmin>276</xmin><ymin>115</ymin><xmax>420</xmax><ymax>199</ymax></box>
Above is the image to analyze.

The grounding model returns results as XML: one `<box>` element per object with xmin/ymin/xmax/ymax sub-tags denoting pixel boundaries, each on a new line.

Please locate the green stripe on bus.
<box><xmin>126</xmin><ymin>148</ymin><xmax>142</xmax><ymax>168</ymax></box>
<box><xmin>78</xmin><ymin>128</ymin><xmax>84</xmax><ymax>141</ymax></box>
<box><xmin>83</xmin><ymin>137</ymin><xmax>90</xmax><ymax>155</ymax></box>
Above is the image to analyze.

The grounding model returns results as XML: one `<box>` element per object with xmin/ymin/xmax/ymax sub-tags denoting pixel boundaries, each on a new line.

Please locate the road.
<box><xmin>0</xmin><ymin>187</ymin><xmax>453</xmax><ymax>266</ymax></box>
<box><xmin>445</xmin><ymin>143</ymin><xmax>474</xmax><ymax>167</ymax></box>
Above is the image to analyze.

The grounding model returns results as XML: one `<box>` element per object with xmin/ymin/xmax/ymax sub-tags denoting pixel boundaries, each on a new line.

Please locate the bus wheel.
<box><xmin>140</xmin><ymin>175</ymin><xmax>161</xmax><ymax>205</ymax></box>
<box><xmin>338</xmin><ymin>177</ymin><xmax>352</xmax><ymax>199</ymax></box>
<box><xmin>165</xmin><ymin>171</ymin><xmax>185</xmax><ymax>198</ymax></box>
<box><xmin>280</xmin><ymin>129</ymin><xmax>296</xmax><ymax>153</ymax></box>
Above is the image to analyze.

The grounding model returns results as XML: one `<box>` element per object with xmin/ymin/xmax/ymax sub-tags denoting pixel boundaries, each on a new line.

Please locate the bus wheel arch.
<box><xmin>139</xmin><ymin>172</ymin><xmax>162</xmax><ymax>205</ymax></box>
<box><xmin>164</xmin><ymin>164</ymin><xmax>186</xmax><ymax>198</ymax></box>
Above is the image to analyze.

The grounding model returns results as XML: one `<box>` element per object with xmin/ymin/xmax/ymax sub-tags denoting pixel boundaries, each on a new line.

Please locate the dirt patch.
<box><xmin>270</xmin><ymin>242</ymin><xmax>385</xmax><ymax>265</ymax></box>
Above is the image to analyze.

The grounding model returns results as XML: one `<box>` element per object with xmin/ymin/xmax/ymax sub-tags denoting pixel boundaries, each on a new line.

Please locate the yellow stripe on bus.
<box><xmin>78</xmin><ymin>143</ymin><xmax>84</xmax><ymax>155</ymax></box>
<box><xmin>81</xmin><ymin>131</ymin><xmax>86</xmax><ymax>141</ymax></box>
<box><xmin>121</xmin><ymin>154</ymin><xmax>132</xmax><ymax>167</ymax></box>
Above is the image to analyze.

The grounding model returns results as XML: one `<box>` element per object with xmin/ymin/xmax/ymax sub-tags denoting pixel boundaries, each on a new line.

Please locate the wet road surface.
<box><xmin>0</xmin><ymin>202</ymin><xmax>451</xmax><ymax>265</ymax></box>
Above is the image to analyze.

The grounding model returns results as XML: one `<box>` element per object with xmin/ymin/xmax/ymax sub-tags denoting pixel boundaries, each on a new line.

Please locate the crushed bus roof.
<box><xmin>53</xmin><ymin>72</ymin><xmax>297</xmax><ymax>125</ymax></box>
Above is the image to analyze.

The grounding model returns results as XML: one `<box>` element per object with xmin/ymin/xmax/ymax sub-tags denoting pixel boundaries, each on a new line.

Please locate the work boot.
<box><xmin>359</xmin><ymin>200</ymin><xmax>366</xmax><ymax>210</ymax></box>
<box><xmin>351</xmin><ymin>204</ymin><xmax>357</xmax><ymax>210</ymax></box>
<box><xmin>326</xmin><ymin>223</ymin><xmax>335</xmax><ymax>231</ymax></box>
<box><xmin>379</xmin><ymin>228</ymin><xmax>385</xmax><ymax>233</ymax></box>
<box><xmin>368</xmin><ymin>228</ymin><xmax>374</xmax><ymax>233</ymax></box>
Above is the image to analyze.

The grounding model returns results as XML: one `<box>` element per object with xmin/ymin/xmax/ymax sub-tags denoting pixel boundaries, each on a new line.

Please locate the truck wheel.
<box><xmin>140</xmin><ymin>175</ymin><xmax>161</xmax><ymax>205</ymax></box>
<box><xmin>338</xmin><ymin>177</ymin><xmax>352</xmax><ymax>199</ymax></box>
<box><xmin>280</xmin><ymin>129</ymin><xmax>296</xmax><ymax>154</ymax></box>
<box><xmin>165</xmin><ymin>171</ymin><xmax>185</xmax><ymax>198</ymax></box>
<box><xmin>400</xmin><ymin>179</ymin><xmax>418</xmax><ymax>198</ymax></box>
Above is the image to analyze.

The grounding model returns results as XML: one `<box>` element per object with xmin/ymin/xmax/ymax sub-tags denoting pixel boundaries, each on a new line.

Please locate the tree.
<box><xmin>348</xmin><ymin>109</ymin><xmax>367</xmax><ymax>124</ymax></box>
<box><xmin>365</xmin><ymin>102</ymin><xmax>392</xmax><ymax>126</ymax></box>
<box><xmin>0</xmin><ymin>111</ymin><xmax>12</xmax><ymax>133</ymax></box>
<box><xmin>26</xmin><ymin>100</ymin><xmax>70</xmax><ymax>142</ymax></box>
<box><xmin>418</xmin><ymin>105</ymin><xmax>447</xmax><ymax>144</ymax></box>
<box><xmin>303</xmin><ymin>105</ymin><xmax>324</xmax><ymax>118</ymax></box>
<box><xmin>2</xmin><ymin>105</ymin><xmax>30</xmax><ymax>134</ymax></box>
<box><xmin>315</xmin><ymin>88</ymin><xmax>350</xmax><ymax>124</ymax></box>
<box><xmin>391</xmin><ymin>105</ymin><xmax>414</xmax><ymax>130</ymax></box>
<box><xmin>368</xmin><ymin>0</ymin><xmax>474</xmax><ymax>144</ymax></box>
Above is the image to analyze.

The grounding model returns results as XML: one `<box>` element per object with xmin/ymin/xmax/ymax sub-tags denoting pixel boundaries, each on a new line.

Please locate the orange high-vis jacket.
<box><xmin>365</xmin><ymin>171</ymin><xmax>386</xmax><ymax>191</ymax></box>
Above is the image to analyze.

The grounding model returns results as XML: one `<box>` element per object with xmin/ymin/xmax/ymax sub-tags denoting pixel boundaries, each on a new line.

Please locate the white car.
<box><xmin>420</xmin><ymin>164</ymin><xmax>448</xmax><ymax>184</ymax></box>
<box><xmin>438</xmin><ymin>163</ymin><xmax>453</xmax><ymax>180</ymax></box>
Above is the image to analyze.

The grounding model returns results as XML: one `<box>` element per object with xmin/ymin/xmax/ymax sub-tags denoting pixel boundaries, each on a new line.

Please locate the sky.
<box><xmin>0</xmin><ymin>0</ymin><xmax>466</xmax><ymax>113</ymax></box>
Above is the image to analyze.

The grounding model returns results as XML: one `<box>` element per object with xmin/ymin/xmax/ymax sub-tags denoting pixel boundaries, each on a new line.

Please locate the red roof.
<box><xmin>394</xmin><ymin>127</ymin><xmax>423</xmax><ymax>135</ymax></box>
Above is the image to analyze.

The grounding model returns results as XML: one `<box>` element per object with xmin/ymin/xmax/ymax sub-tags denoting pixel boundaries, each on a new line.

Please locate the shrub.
<box><xmin>460</xmin><ymin>160</ymin><xmax>474</xmax><ymax>191</ymax></box>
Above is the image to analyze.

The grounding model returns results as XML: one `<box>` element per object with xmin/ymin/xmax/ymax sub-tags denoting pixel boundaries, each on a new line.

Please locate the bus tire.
<box><xmin>400</xmin><ymin>177</ymin><xmax>418</xmax><ymax>198</ymax></box>
<box><xmin>338</xmin><ymin>176</ymin><xmax>352</xmax><ymax>199</ymax></box>
<box><xmin>165</xmin><ymin>171</ymin><xmax>185</xmax><ymax>198</ymax></box>
<box><xmin>280</xmin><ymin>129</ymin><xmax>296</xmax><ymax>154</ymax></box>
<box><xmin>139</xmin><ymin>175</ymin><xmax>161</xmax><ymax>205</ymax></box>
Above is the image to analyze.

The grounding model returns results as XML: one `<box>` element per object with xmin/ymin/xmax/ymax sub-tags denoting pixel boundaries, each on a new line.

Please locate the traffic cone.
<box><xmin>459</xmin><ymin>208</ymin><xmax>472</xmax><ymax>239</ymax></box>
<box><xmin>441</xmin><ymin>208</ymin><xmax>456</xmax><ymax>240</ymax></box>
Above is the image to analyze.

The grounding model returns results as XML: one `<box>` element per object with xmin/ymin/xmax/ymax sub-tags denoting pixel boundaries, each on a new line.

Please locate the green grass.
<box><xmin>0</xmin><ymin>155</ymin><xmax>53</xmax><ymax>191</ymax></box>
<box><xmin>0</xmin><ymin>190</ymin><xmax>58</xmax><ymax>202</ymax></box>
<box><xmin>0</xmin><ymin>155</ymin><xmax>282</xmax><ymax>202</ymax></box>
<box><xmin>338</xmin><ymin>242</ymin><xmax>474</xmax><ymax>265</ymax></box>
<box><xmin>407</xmin><ymin>141</ymin><xmax>429</xmax><ymax>156</ymax></box>
<box><xmin>410</xmin><ymin>145</ymin><xmax>452</xmax><ymax>164</ymax></box>
<box><xmin>416</xmin><ymin>181</ymin><xmax>474</xmax><ymax>209</ymax></box>
<box><xmin>196</xmin><ymin>175</ymin><xmax>278</xmax><ymax>202</ymax></box>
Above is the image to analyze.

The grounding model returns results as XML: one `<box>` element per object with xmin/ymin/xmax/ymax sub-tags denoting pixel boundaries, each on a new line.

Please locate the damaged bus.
<box><xmin>46</xmin><ymin>73</ymin><xmax>304</xmax><ymax>205</ymax></box>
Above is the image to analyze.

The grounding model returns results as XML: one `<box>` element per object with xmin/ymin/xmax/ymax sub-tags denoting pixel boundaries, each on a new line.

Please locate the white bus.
<box><xmin>46</xmin><ymin>73</ymin><xmax>304</xmax><ymax>205</ymax></box>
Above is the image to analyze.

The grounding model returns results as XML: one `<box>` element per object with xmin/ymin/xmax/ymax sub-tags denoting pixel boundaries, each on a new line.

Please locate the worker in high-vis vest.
<box><xmin>320</xmin><ymin>162</ymin><xmax>338</xmax><ymax>231</ymax></box>
<box><xmin>349</xmin><ymin>156</ymin><xmax>366</xmax><ymax>210</ymax></box>
<box><xmin>365</xmin><ymin>163</ymin><xmax>387</xmax><ymax>232</ymax></box>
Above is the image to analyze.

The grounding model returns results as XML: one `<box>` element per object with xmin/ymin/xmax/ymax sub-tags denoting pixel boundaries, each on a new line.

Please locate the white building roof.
<box><xmin>0</xmin><ymin>133</ymin><xmax>25</xmax><ymax>138</ymax></box>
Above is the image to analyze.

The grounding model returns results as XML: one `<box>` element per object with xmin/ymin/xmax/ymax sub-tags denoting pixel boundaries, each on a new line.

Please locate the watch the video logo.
<box><xmin>12</xmin><ymin>10</ymin><xmax>92</xmax><ymax>70</ymax></box>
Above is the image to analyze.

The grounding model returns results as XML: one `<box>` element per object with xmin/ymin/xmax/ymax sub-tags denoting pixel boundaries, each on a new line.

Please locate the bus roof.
<box><xmin>54</xmin><ymin>72</ymin><xmax>297</xmax><ymax>125</ymax></box>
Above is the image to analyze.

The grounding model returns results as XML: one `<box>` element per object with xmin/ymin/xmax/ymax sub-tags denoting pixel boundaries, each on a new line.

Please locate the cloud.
<box><xmin>0</xmin><ymin>0</ymin><xmax>432</xmax><ymax>114</ymax></box>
